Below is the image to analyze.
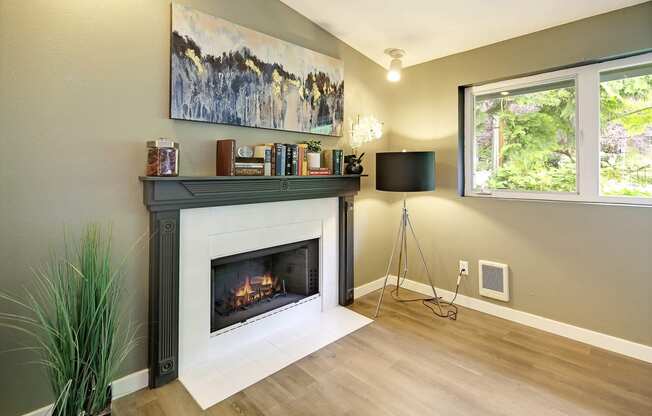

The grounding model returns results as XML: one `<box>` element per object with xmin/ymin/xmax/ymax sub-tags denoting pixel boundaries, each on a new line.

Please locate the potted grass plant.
<box><xmin>302</xmin><ymin>140</ymin><xmax>322</xmax><ymax>169</ymax></box>
<box><xmin>0</xmin><ymin>225</ymin><xmax>139</xmax><ymax>416</ymax></box>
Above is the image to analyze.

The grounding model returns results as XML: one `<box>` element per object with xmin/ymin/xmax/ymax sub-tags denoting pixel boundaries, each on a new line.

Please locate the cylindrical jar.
<box><xmin>147</xmin><ymin>139</ymin><xmax>179</xmax><ymax>176</ymax></box>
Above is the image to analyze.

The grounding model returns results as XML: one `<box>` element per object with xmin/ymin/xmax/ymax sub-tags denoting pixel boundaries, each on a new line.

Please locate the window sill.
<box><xmin>465</xmin><ymin>192</ymin><xmax>652</xmax><ymax>208</ymax></box>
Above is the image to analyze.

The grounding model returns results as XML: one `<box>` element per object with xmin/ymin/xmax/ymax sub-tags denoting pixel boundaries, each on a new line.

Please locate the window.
<box><xmin>464</xmin><ymin>52</ymin><xmax>652</xmax><ymax>205</ymax></box>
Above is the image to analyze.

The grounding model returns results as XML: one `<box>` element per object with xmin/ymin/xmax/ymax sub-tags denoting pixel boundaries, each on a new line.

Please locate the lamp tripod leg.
<box><xmin>405</xmin><ymin>210</ymin><xmax>441</xmax><ymax>306</ymax></box>
<box><xmin>400</xmin><ymin>204</ymin><xmax>409</xmax><ymax>289</ymax></box>
<box><xmin>395</xmin><ymin>214</ymin><xmax>404</xmax><ymax>296</ymax></box>
<box><xmin>374</xmin><ymin>211</ymin><xmax>405</xmax><ymax>318</ymax></box>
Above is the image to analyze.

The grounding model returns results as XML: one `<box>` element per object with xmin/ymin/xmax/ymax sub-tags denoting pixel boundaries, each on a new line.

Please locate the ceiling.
<box><xmin>280</xmin><ymin>0</ymin><xmax>648</xmax><ymax>68</ymax></box>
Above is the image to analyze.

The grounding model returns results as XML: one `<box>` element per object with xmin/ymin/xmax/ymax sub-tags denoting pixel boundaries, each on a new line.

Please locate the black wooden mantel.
<box><xmin>140</xmin><ymin>175</ymin><xmax>363</xmax><ymax>388</ymax></box>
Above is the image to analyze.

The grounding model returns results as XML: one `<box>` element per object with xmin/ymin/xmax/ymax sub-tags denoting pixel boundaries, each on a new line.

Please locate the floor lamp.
<box><xmin>374</xmin><ymin>151</ymin><xmax>457</xmax><ymax>319</ymax></box>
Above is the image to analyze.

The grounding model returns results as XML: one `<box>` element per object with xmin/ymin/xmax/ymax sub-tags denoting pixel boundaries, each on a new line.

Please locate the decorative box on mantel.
<box><xmin>139</xmin><ymin>175</ymin><xmax>364</xmax><ymax>388</ymax></box>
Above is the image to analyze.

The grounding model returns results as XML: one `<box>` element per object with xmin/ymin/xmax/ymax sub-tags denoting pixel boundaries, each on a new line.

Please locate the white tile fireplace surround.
<box><xmin>178</xmin><ymin>197</ymin><xmax>371</xmax><ymax>409</ymax></box>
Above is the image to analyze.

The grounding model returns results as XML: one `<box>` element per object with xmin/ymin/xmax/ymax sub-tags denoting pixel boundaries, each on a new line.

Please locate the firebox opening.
<box><xmin>210</xmin><ymin>238</ymin><xmax>319</xmax><ymax>333</ymax></box>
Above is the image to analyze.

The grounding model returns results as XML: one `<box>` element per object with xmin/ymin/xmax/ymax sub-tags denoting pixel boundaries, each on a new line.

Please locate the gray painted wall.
<box><xmin>1</xmin><ymin>1</ymin><xmax>651</xmax><ymax>415</ymax></box>
<box><xmin>0</xmin><ymin>1</ymin><xmax>393</xmax><ymax>414</ymax></box>
<box><xmin>387</xmin><ymin>2</ymin><xmax>652</xmax><ymax>347</ymax></box>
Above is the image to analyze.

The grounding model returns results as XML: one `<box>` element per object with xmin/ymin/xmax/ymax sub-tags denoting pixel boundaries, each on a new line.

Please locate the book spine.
<box><xmin>234</xmin><ymin>163</ymin><xmax>264</xmax><ymax>168</ymax></box>
<box><xmin>291</xmin><ymin>145</ymin><xmax>298</xmax><ymax>176</ymax></box>
<box><xmin>308</xmin><ymin>169</ymin><xmax>332</xmax><ymax>176</ymax></box>
<box><xmin>235</xmin><ymin>157</ymin><xmax>264</xmax><ymax>163</ymax></box>
<box><xmin>285</xmin><ymin>145</ymin><xmax>293</xmax><ymax>176</ymax></box>
<box><xmin>264</xmin><ymin>147</ymin><xmax>272</xmax><ymax>176</ymax></box>
<box><xmin>323</xmin><ymin>149</ymin><xmax>332</xmax><ymax>174</ymax></box>
<box><xmin>235</xmin><ymin>167</ymin><xmax>264</xmax><ymax>176</ymax></box>
<box><xmin>334</xmin><ymin>150</ymin><xmax>343</xmax><ymax>175</ymax></box>
<box><xmin>298</xmin><ymin>144</ymin><xmax>308</xmax><ymax>176</ymax></box>
<box><xmin>216</xmin><ymin>139</ymin><xmax>235</xmax><ymax>176</ymax></box>
<box><xmin>297</xmin><ymin>145</ymin><xmax>303</xmax><ymax>176</ymax></box>
<box><xmin>282</xmin><ymin>145</ymin><xmax>288</xmax><ymax>176</ymax></box>
<box><xmin>275</xmin><ymin>144</ymin><xmax>285</xmax><ymax>176</ymax></box>
<box><xmin>270</xmin><ymin>144</ymin><xmax>276</xmax><ymax>176</ymax></box>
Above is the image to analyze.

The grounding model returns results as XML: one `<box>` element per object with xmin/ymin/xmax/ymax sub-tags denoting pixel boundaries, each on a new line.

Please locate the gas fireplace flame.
<box><xmin>257</xmin><ymin>273</ymin><xmax>274</xmax><ymax>286</ymax></box>
<box><xmin>234</xmin><ymin>278</ymin><xmax>254</xmax><ymax>298</ymax></box>
<box><xmin>231</xmin><ymin>274</ymin><xmax>279</xmax><ymax>308</ymax></box>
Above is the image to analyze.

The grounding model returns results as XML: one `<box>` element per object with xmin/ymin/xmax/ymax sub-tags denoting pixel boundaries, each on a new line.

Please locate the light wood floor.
<box><xmin>114</xmin><ymin>289</ymin><xmax>652</xmax><ymax>416</ymax></box>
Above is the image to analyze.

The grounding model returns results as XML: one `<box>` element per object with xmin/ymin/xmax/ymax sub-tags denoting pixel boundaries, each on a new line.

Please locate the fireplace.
<box><xmin>141</xmin><ymin>175</ymin><xmax>361</xmax><ymax>391</ymax></box>
<box><xmin>210</xmin><ymin>239</ymin><xmax>319</xmax><ymax>333</ymax></box>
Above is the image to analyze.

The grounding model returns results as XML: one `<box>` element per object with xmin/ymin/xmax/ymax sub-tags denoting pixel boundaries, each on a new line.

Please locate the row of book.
<box><xmin>216</xmin><ymin>139</ymin><xmax>344</xmax><ymax>176</ymax></box>
<box><xmin>271</xmin><ymin>143</ymin><xmax>308</xmax><ymax>176</ymax></box>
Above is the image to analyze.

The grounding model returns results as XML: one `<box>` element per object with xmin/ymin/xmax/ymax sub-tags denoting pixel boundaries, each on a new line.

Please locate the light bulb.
<box><xmin>387</xmin><ymin>70</ymin><xmax>401</xmax><ymax>82</ymax></box>
<box><xmin>387</xmin><ymin>58</ymin><xmax>402</xmax><ymax>82</ymax></box>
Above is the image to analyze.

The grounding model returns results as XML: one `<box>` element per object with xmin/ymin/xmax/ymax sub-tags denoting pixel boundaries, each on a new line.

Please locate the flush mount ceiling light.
<box><xmin>385</xmin><ymin>48</ymin><xmax>405</xmax><ymax>82</ymax></box>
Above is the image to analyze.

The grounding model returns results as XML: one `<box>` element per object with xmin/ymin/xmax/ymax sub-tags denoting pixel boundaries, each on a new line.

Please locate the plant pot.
<box><xmin>307</xmin><ymin>152</ymin><xmax>321</xmax><ymax>169</ymax></box>
<box><xmin>94</xmin><ymin>385</ymin><xmax>112</xmax><ymax>416</ymax></box>
<box><xmin>95</xmin><ymin>405</ymin><xmax>112</xmax><ymax>416</ymax></box>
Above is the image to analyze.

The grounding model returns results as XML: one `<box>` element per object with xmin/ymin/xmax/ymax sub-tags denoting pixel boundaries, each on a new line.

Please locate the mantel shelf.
<box><xmin>140</xmin><ymin>174</ymin><xmax>364</xmax><ymax>212</ymax></box>
<box><xmin>139</xmin><ymin>174</ymin><xmax>367</xmax><ymax>181</ymax></box>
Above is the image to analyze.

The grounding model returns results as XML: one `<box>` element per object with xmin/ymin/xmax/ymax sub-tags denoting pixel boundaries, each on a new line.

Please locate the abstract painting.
<box><xmin>170</xmin><ymin>4</ymin><xmax>344</xmax><ymax>136</ymax></box>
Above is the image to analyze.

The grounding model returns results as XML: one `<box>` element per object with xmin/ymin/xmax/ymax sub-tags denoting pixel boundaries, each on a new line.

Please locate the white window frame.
<box><xmin>464</xmin><ymin>52</ymin><xmax>652</xmax><ymax>206</ymax></box>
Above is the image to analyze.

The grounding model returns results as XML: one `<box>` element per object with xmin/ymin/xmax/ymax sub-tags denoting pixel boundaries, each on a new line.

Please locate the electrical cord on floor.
<box><xmin>389</xmin><ymin>270</ymin><xmax>462</xmax><ymax>320</ymax></box>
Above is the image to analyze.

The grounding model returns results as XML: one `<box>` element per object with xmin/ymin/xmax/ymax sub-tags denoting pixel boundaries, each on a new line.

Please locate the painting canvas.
<box><xmin>170</xmin><ymin>4</ymin><xmax>344</xmax><ymax>136</ymax></box>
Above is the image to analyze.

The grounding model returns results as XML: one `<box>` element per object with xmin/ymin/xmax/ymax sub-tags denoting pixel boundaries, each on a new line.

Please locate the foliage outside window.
<box><xmin>465</xmin><ymin>53</ymin><xmax>652</xmax><ymax>205</ymax></box>
<box><xmin>599</xmin><ymin>64</ymin><xmax>652</xmax><ymax>197</ymax></box>
<box><xmin>473</xmin><ymin>81</ymin><xmax>577</xmax><ymax>192</ymax></box>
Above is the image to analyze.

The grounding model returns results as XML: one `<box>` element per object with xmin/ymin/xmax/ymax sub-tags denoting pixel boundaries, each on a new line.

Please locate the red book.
<box><xmin>216</xmin><ymin>139</ymin><xmax>235</xmax><ymax>176</ymax></box>
<box><xmin>308</xmin><ymin>169</ymin><xmax>332</xmax><ymax>176</ymax></box>
<box><xmin>235</xmin><ymin>167</ymin><xmax>264</xmax><ymax>176</ymax></box>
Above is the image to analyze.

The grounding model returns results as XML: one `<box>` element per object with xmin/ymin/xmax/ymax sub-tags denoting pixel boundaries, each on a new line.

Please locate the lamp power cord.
<box><xmin>390</xmin><ymin>270</ymin><xmax>461</xmax><ymax>321</ymax></box>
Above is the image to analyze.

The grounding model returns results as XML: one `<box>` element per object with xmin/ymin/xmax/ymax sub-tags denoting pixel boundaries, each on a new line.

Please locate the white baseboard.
<box><xmin>22</xmin><ymin>405</ymin><xmax>52</xmax><ymax>416</ymax></box>
<box><xmin>22</xmin><ymin>369</ymin><xmax>149</xmax><ymax>416</ymax></box>
<box><xmin>356</xmin><ymin>276</ymin><xmax>652</xmax><ymax>363</ymax></box>
<box><xmin>353</xmin><ymin>277</ymin><xmax>386</xmax><ymax>299</ymax></box>
<box><xmin>111</xmin><ymin>369</ymin><xmax>149</xmax><ymax>399</ymax></box>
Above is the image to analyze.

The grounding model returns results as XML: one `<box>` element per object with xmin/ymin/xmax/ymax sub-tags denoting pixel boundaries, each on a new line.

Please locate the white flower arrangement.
<box><xmin>350</xmin><ymin>115</ymin><xmax>383</xmax><ymax>148</ymax></box>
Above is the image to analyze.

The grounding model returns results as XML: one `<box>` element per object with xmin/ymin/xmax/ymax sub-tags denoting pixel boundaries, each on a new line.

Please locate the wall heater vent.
<box><xmin>479</xmin><ymin>260</ymin><xmax>509</xmax><ymax>302</ymax></box>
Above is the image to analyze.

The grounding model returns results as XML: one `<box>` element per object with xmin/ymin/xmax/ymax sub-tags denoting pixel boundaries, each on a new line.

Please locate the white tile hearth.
<box><xmin>180</xmin><ymin>306</ymin><xmax>371</xmax><ymax>409</ymax></box>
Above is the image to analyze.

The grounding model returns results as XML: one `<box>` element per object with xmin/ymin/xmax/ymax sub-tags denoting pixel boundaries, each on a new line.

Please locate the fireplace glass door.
<box><xmin>210</xmin><ymin>239</ymin><xmax>319</xmax><ymax>333</ymax></box>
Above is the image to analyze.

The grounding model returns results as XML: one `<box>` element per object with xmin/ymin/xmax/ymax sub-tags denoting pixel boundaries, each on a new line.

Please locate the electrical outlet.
<box><xmin>459</xmin><ymin>260</ymin><xmax>469</xmax><ymax>276</ymax></box>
